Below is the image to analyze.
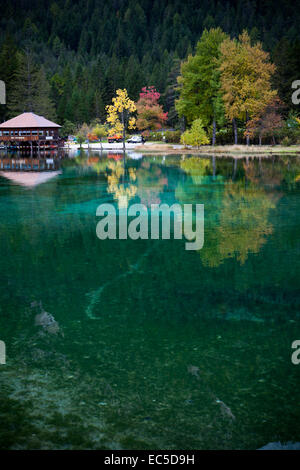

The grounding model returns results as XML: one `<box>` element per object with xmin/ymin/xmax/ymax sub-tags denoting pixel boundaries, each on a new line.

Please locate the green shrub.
<box><xmin>165</xmin><ymin>130</ymin><xmax>181</xmax><ymax>143</ymax></box>
<box><xmin>147</xmin><ymin>131</ymin><xmax>164</xmax><ymax>141</ymax></box>
<box><xmin>181</xmin><ymin>119</ymin><xmax>210</xmax><ymax>147</ymax></box>
<box><xmin>281</xmin><ymin>136</ymin><xmax>293</xmax><ymax>146</ymax></box>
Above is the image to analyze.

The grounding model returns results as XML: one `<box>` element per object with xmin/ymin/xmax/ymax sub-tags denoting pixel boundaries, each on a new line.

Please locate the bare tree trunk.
<box><xmin>245</xmin><ymin>110</ymin><xmax>249</xmax><ymax>146</ymax></box>
<box><xmin>122</xmin><ymin>111</ymin><xmax>126</xmax><ymax>153</ymax></box>
<box><xmin>123</xmin><ymin>127</ymin><xmax>126</xmax><ymax>153</ymax></box>
<box><xmin>212</xmin><ymin>117</ymin><xmax>216</xmax><ymax>146</ymax></box>
<box><xmin>232</xmin><ymin>118</ymin><xmax>238</xmax><ymax>145</ymax></box>
<box><xmin>259</xmin><ymin>134</ymin><xmax>262</xmax><ymax>146</ymax></box>
<box><xmin>25</xmin><ymin>49</ymin><xmax>33</xmax><ymax>112</ymax></box>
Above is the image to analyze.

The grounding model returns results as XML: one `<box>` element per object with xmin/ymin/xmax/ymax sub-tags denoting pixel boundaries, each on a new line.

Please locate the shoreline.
<box><xmin>62</xmin><ymin>141</ymin><xmax>300</xmax><ymax>156</ymax></box>
<box><xmin>134</xmin><ymin>143</ymin><xmax>300</xmax><ymax>155</ymax></box>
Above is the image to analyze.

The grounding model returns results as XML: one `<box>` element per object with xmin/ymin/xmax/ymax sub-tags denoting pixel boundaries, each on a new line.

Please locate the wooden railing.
<box><xmin>0</xmin><ymin>135</ymin><xmax>58</xmax><ymax>142</ymax></box>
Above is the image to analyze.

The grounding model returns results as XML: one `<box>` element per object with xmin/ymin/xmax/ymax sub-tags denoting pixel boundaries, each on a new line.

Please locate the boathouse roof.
<box><xmin>0</xmin><ymin>112</ymin><xmax>61</xmax><ymax>129</ymax></box>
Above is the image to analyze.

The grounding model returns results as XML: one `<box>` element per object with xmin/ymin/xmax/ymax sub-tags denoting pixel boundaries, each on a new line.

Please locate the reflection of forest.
<box><xmin>67</xmin><ymin>154</ymin><xmax>300</xmax><ymax>271</ymax></box>
<box><xmin>75</xmin><ymin>152</ymin><xmax>170</xmax><ymax>208</ymax></box>
<box><xmin>202</xmin><ymin>182</ymin><xmax>277</xmax><ymax>267</ymax></box>
<box><xmin>175</xmin><ymin>155</ymin><xmax>296</xmax><ymax>267</ymax></box>
<box><xmin>0</xmin><ymin>152</ymin><xmax>299</xmax><ymax>327</ymax></box>
<box><xmin>4</xmin><ymin>151</ymin><xmax>297</xmax><ymax>279</ymax></box>
<box><xmin>135</xmin><ymin>161</ymin><xmax>168</xmax><ymax>206</ymax></box>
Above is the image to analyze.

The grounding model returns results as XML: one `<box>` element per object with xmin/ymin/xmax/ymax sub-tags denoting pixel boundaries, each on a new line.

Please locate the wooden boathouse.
<box><xmin>0</xmin><ymin>112</ymin><xmax>62</xmax><ymax>151</ymax></box>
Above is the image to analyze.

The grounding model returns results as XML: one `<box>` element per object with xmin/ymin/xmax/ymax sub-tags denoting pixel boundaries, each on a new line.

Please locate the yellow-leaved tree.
<box><xmin>219</xmin><ymin>31</ymin><xmax>277</xmax><ymax>145</ymax></box>
<box><xmin>106</xmin><ymin>89</ymin><xmax>136</xmax><ymax>152</ymax></box>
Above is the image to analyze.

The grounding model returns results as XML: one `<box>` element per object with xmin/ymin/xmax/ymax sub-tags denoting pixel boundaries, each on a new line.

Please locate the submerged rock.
<box><xmin>187</xmin><ymin>365</ymin><xmax>200</xmax><ymax>379</ymax></box>
<box><xmin>215</xmin><ymin>399</ymin><xmax>236</xmax><ymax>421</ymax></box>
<box><xmin>35</xmin><ymin>311</ymin><xmax>61</xmax><ymax>335</ymax></box>
<box><xmin>32</xmin><ymin>302</ymin><xmax>63</xmax><ymax>336</ymax></box>
<box><xmin>258</xmin><ymin>442</ymin><xmax>300</xmax><ymax>450</ymax></box>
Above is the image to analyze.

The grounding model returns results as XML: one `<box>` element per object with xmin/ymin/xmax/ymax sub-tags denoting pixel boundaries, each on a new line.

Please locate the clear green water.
<box><xmin>0</xmin><ymin>151</ymin><xmax>299</xmax><ymax>449</ymax></box>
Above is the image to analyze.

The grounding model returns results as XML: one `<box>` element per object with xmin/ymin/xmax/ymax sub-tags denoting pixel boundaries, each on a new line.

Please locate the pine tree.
<box><xmin>7</xmin><ymin>50</ymin><xmax>56</xmax><ymax>120</ymax></box>
<box><xmin>34</xmin><ymin>67</ymin><xmax>56</xmax><ymax>120</ymax></box>
<box><xmin>7</xmin><ymin>50</ymin><xmax>39</xmax><ymax>117</ymax></box>
<box><xmin>0</xmin><ymin>35</ymin><xmax>19</xmax><ymax>121</ymax></box>
<box><xmin>163</xmin><ymin>57</ymin><xmax>181</xmax><ymax>128</ymax></box>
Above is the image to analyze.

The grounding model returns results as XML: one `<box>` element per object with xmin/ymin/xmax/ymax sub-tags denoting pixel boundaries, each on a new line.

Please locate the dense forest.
<box><xmin>0</xmin><ymin>0</ymin><xmax>299</xmax><ymax>140</ymax></box>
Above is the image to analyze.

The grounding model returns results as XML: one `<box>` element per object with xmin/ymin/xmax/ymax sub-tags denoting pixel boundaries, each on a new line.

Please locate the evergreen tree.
<box><xmin>163</xmin><ymin>57</ymin><xmax>181</xmax><ymax>128</ymax></box>
<box><xmin>176</xmin><ymin>28</ymin><xmax>228</xmax><ymax>144</ymax></box>
<box><xmin>272</xmin><ymin>38</ymin><xmax>300</xmax><ymax>116</ymax></box>
<box><xmin>7</xmin><ymin>50</ymin><xmax>39</xmax><ymax>117</ymax></box>
<box><xmin>0</xmin><ymin>35</ymin><xmax>19</xmax><ymax>121</ymax></box>
<box><xmin>34</xmin><ymin>67</ymin><xmax>56</xmax><ymax>120</ymax></box>
<box><xmin>0</xmin><ymin>0</ymin><xmax>298</xmax><ymax>126</ymax></box>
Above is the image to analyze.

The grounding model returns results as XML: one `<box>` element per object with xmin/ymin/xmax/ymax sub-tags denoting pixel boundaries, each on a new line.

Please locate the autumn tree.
<box><xmin>76</xmin><ymin>123</ymin><xmax>90</xmax><ymax>148</ymax></box>
<box><xmin>176</xmin><ymin>28</ymin><xmax>228</xmax><ymax>145</ymax></box>
<box><xmin>245</xmin><ymin>97</ymin><xmax>284</xmax><ymax>145</ymax></box>
<box><xmin>106</xmin><ymin>89</ymin><xmax>136</xmax><ymax>152</ymax></box>
<box><xmin>219</xmin><ymin>31</ymin><xmax>277</xmax><ymax>145</ymax></box>
<box><xmin>91</xmin><ymin>124</ymin><xmax>107</xmax><ymax>150</ymax></box>
<box><xmin>136</xmin><ymin>86</ymin><xmax>168</xmax><ymax>132</ymax></box>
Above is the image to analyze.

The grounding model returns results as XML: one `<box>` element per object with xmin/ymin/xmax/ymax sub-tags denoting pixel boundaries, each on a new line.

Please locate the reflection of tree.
<box><xmin>243</xmin><ymin>158</ymin><xmax>284</xmax><ymax>187</ymax></box>
<box><xmin>245</xmin><ymin>156</ymin><xmax>300</xmax><ymax>190</ymax></box>
<box><xmin>175</xmin><ymin>156</ymin><xmax>280</xmax><ymax>267</ymax></box>
<box><xmin>281</xmin><ymin>156</ymin><xmax>300</xmax><ymax>188</ymax></box>
<box><xmin>180</xmin><ymin>157</ymin><xmax>212</xmax><ymax>185</ymax></box>
<box><xmin>201</xmin><ymin>182</ymin><xmax>277</xmax><ymax>267</ymax></box>
<box><xmin>106</xmin><ymin>160</ymin><xmax>137</xmax><ymax>208</ymax></box>
<box><xmin>135</xmin><ymin>161</ymin><xmax>168</xmax><ymax>206</ymax></box>
<box><xmin>175</xmin><ymin>155</ymin><xmax>225</xmax><ymax>205</ymax></box>
<box><xmin>85</xmin><ymin>156</ymin><xmax>109</xmax><ymax>175</ymax></box>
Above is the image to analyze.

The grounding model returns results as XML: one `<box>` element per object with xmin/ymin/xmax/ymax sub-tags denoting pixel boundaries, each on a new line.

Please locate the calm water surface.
<box><xmin>0</xmin><ymin>150</ymin><xmax>299</xmax><ymax>449</ymax></box>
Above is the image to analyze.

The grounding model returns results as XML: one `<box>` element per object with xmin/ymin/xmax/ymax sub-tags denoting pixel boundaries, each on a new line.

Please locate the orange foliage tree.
<box><xmin>136</xmin><ymin>86</ymin><xmax>168</xmax><ymax>132</ymax></box>
<box><xmin>245</xmin><ymin>97</ymin><xmax>284</xmax><ymax>145</ymax></box>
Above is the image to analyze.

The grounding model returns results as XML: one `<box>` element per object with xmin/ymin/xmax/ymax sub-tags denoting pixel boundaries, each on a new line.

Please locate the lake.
<box><xmin>0</xmin><ymin>150</ymin><xmax>299</xmax><ymax>449</ymax></box>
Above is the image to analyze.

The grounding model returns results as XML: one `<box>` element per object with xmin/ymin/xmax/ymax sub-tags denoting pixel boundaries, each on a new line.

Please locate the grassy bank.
<box><xmin>136</xmin><ymin>143</ymin><xmax>300</xmax><ymax>155</ymax></box>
